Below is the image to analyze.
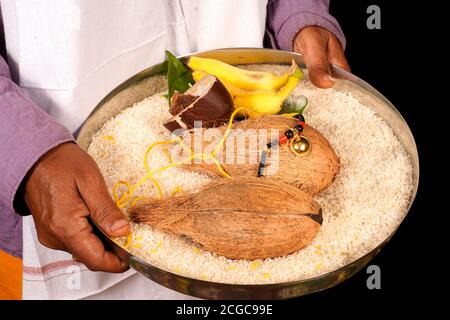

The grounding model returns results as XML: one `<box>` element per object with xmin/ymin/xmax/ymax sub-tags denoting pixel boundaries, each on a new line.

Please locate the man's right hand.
<box><xmin>24</xmin><ymin>142</ymin><xmax>130</xmax><ymax>273</ymax></box>
<box><xmin>294</xmin><ymin>26</ymin><xmax>351</xmax><ymax>89</ymax></box>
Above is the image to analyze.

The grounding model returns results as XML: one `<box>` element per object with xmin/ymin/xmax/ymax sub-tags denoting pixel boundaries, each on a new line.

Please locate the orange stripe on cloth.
<box><xmin>0</xmin><ymin>249</ymin><xmax>22</xmax><ymax>300</ymax></box>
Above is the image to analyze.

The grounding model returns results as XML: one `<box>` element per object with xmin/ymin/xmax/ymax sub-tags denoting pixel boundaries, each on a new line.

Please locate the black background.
<box><xmin>1</xmin><ymin>0</ymin><xmax>439</xmax><ymax>313</ymax></box>
<box><xmin>291</xmin><ymin>0</ymin><xmax>436</xmax><ymax>306</ymax></box>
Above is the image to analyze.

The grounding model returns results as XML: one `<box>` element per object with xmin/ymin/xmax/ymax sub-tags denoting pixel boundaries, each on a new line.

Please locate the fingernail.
<box><xmin>323</xmin><ymin>74</ymin><xmax>335</xmax><ymax>82</ymax></box>
<box><xmin>110</xmin><ymin>219</ymin><xmax>129</xmax><ymax>233</ymax></box>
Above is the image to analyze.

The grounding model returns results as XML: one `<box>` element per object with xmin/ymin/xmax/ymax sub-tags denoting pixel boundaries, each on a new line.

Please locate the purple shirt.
<box><xmin>0</xmin><ymin>55</ymin><xmax>74</xmax><ymax>257</ymax></box>
<box><xmin>0</xmin><ymin>0</ymin><xmax>345</xmax><ymax>258</ymax></box>
<box><xmin>266</xmin><ymin>0</ymin><xmax>345</xmax><ymax>50</ymax></box>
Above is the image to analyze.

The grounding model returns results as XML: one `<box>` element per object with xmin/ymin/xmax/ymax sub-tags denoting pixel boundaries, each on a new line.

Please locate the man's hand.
<box><xmin>294</xmin><ymin>26</ymin><xmax>350</xmax><ymax>88</ymax></box>
<box><xmin>24</xmin><ymin>142</ymin><xmax>130</xmax><ymax>273</ymax></box>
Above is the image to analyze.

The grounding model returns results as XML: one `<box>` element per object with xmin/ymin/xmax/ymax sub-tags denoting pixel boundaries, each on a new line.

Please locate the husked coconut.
<box><xmin>129</xmin><ymin>178</ymin><xmax>322</xmax><ymax>260</ymax></box>
<box><xmin>182</xmin><ymin>115</ymin><xmax>340</xmax><ymax>195</ymax></box>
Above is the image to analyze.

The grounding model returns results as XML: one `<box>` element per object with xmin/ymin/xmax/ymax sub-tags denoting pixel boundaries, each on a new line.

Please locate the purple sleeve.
<box><xmin>0</xmin><ymin>55</ymin><xmax>74</xmax><ymax>214</ymax></box>
<box><xmin>266</xmin><ymin>0</ymin><xmax>346</xmax><ymax>51</ymax></box>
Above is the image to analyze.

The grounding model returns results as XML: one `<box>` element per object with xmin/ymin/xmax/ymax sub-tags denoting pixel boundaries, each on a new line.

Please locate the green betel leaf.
<box><xmin>279</xmin><ymin>95</ymin><xmax>308</xmax><ymax>115</ymax></box>
<box><xmin>166</xmin><ymin>50</ymin><xmax>194</xmax><ymax>102</ymax></box>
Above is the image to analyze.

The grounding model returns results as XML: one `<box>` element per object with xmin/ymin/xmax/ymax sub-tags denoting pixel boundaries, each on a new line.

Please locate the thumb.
<box><xmin>301</xmin><ymin>43</ymin><xmax>334</xmax><ymax>89</ymax></box>
<box><xmin>307</xmin><ymin>61</ymin><xmax>335</xmax><ymax>89</ymax></box>
<box><xmin>294</xmin><ymin>28</ymin><xmax>335</xmax><ymax>89</ymax></box>
<box><xmin>327</xmin><ymin>35</ymin><xmax>351</xmax><ymax>72</ymax></box>
<box><xmin>80</xmin><ymin>175</ymin><xmax>131</xmax><ymax>238</ymax></box>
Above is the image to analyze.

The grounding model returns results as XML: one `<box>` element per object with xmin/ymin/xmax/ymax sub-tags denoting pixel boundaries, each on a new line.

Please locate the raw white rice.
<box><xmin>87</xmin><ymin>65</ymin><xmax>413</xmax><ymax>284</ymax></box>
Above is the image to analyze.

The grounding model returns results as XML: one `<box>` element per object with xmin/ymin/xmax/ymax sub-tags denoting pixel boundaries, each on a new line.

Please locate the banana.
<box><xmin>192</xmin><ymin>62</ymin><xmax>303</xmax><ymax>117</ymax></box>
<box><xmin>187</xmin><ymin>56</ymin><xmax>290</xmax><ymax>91</ymax></box>
<box><xmin>192</xmin><ymin>70</ymin><xmax>266</xmax><ymax>96</ymax></box>
<box><xmin>233</xmin><ymin>66</ymin><xmax>303</xmax><ymax>117</ymax></box>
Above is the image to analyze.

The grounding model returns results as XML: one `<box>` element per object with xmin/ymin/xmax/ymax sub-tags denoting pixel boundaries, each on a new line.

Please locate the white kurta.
<box><xmin>1</xmin><ymin>0</ymin><xmax>267</xmax><ymax>299</ymax></box>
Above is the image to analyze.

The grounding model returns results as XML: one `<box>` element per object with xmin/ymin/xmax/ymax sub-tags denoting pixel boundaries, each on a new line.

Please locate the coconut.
<box><xmin>129</xmin><ymin>178</ymin><xmax>322</xmax><ymax>260</ymax></box>
<box><xmin>182</xmin><ymin>115</ymin><xmax>340</xmax><ymax>195</ymax></box>
<box><xmin>164</xmin><ymin>75</ymin><xmax>234</xmax><ymax>132</ymax></box>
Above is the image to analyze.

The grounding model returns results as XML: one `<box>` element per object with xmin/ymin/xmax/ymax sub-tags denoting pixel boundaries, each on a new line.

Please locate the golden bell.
<box><xmin>289</xmin><ymin>135</ymin><xmax>311</xmax><ymax>155</ymax></box>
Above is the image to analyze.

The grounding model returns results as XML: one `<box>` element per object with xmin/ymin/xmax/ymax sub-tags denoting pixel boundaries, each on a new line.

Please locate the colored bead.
<box><xmin>285</xmin><ymin>129</ymin><xmax>294</xmax><ymax>139</ymax></box>
<box><xmin>257</xmin><ymin>151</ymin><xmax>267</xmax><ymax>177</ymax></box>
<box><xmin>295</xmin><ymin>124</ymin><xmax>304</xmax><ymax>132</ymax></box>
<box><xmin>294</xmin><ymin>114</ymin><xmax>305</xmax><ymax>122</ymax></box>
<box><xmin>279</xmin><ymin>135</ymin><xmax>288</xmax><ymax>144</ymax></box>
<box><xmin>298</xmin><ymin>121</ymin><xmax>305</xmax><ymax>127</ymax></box>
<box><xmin>289</xmin><ymin>136</ymin><xmax>311</xmax><ymax>155</ymax></box>
<box><xmin>266</xmin><ymin>142</ymin><xmax>272</xmax><ymax>149</ymax></box>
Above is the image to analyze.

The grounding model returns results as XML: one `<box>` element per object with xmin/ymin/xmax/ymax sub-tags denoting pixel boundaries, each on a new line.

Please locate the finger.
<box><xmin>65</xmin><ymin>211</ymin><xmax>129</xmax><ymax>273</ymax></box>
<box><xmin>78</xmin><ymin>168</ymin><xmax>130</xmax><ymax>238</ymax></box>
<box><xmin>327</xmin><ymin>36</ymin><xmax>351</xmax><ymax>72</ymax></box>
<box><xmin>297</xmin><ymin>33</ymin><xmax>335</xmax><ymax>89</ymax></box>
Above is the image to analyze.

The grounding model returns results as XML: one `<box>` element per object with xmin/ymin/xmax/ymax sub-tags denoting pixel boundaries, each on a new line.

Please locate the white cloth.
<box><xmin>1</xmin><ymin>0</ymin><xmax>267</xmax><ymax>299</ymax></box>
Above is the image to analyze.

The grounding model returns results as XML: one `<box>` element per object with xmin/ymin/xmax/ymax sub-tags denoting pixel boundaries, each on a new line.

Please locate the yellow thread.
<box><xmin>211</xmin><ymin>108</ymin><xmax>242</xmax><ymax>158</ymax></box>
<box><xmin>122</xmin><ymin>233</ymin><xmax>132</xmax><ymax>249</ymax></box>
<box><xmin>280</xmin><ymin>113</ymin><xmax>299</xmax><ymax>118</ymax></box>
<box><xmin>112</xmin><ymin>181</ymin><xmax>131</xmax><ymax>205</ymax></box>
<box><xmin>112</xmin><ymin>108</ymin><xmax>244</xmax><ymax>212</ymax></box>
<box><xmin>226</xmin><ymin>264</ymin><xmax>237</xmax><ymax>271</ymax></box>
<box><xmin>130</xmin><ymin>196</ymin><xmax>145</xmax><ymax>208</ymax></box>
<box><xmin>162</xmin><ymin>147</ymin><xmax>173</xmax><ymax>163</ymax></box>
<box><xmin>261</xmin><ymin>272</ymin><xmax>271</xmax><ymax>279</ymax></box>
<box><xmin>143</xmin><ymin>140</ymin><xmax>179</xmax><ymax>173</ymax></box>
<box><xmin>102</xmin><ymin>135</ymin><xmax>115</xmax><ymax>143</ymax></box>
<box><xmin>249</xmin><ymin>261</ymin><xmax>262</xmax><ymax>271</ymax></box>
<box><xmin>143</xmin><ymin>140</ymin><xmax>179</xmax><ymax>200</ymax></box>
<box><xmin>149</xmin><ymin>175</ymin><xmax>163</xmax><ymax>199</ymax></box>
<box><xmin>150</xmin><ymin>240</ymin><xmax>163</xmax><ymax>254</ymax></box>
<box><xmin>171</xmin><ymin>185</ymin><xmax>184</xmax><ymax>197</ymax></box>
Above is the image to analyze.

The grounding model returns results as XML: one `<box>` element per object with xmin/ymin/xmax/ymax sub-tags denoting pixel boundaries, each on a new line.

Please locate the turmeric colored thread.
<box><xmin>102</xmin><ymin>135</ymin><xmax>115</xmax><ymax>143</ymax></box>
<box><xmin>162</xmin><ymin>147</ymin><xmax>173</xmax><ymax>163</ymax></box>
<box><xmin>130</xmin><ymin>196</ymin><xmax>145</xmax><ymax>207</ymax></box>
<box><xmin>112</xmin><ymin>108</ymin><xmax>244</xmax><ymax>211</ymax></box>
<box><xmin>121</xmin><ymin>233</ymin><xmax>132</xmax><ymax>249</ymax></box>
<box><xmin>171</xmin><ymin>186</ymin><xmax>184</xmax><ymax>197</ymax></box>
<box><xmin>112</xmin><ymin>180</ymin><xmax>131</xmax><ymax>204</ymax></box>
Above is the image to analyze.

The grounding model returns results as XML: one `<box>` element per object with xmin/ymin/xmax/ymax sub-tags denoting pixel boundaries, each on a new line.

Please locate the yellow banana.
<box><xmin>193</xmin><ymin>63</ymin><xmax>303</xmax><ymax>117</ymax></box>
<box><xmin>192</xmin><ymin>70</ymin><xmax>268</xmax><ymax>96</ymax></box>
<box><xmin>187</xmin><ymin>56</ymin><xmax>290</xmax><ymax>91</ymax></box>
<box><xmin>233</xmin><ymin>67</ymin><xmax>303</xmax><ymax>117</ymax></box>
